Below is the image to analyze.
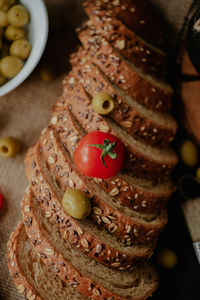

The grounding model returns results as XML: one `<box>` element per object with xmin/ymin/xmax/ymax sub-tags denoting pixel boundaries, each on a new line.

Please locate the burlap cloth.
<box><xmin>0</xmin><ymin>0</ymin><xmax>194</xmax><ymax>299</ymax></box>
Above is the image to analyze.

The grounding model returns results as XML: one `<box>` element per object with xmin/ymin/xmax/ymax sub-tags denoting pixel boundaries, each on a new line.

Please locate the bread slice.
<box><xmin>56</xmin><ymin>82</ymin><xmax>178</xmax><ymax>181</ymax></box>
<box><xmin>77</xmin><ymin>24</ymin><xmax>173</xmax><ymax>112</ymax></box>
<box><xmin>21</xmin><ymin>187</ymin><xmax>159</xmax><ymax>300</ymax></box>
<box><xmin>7</xmin><ymin>223</ymin><xmax>87</xmax><ymax>300</ymax></box>
<box><xmin>83</xmin><ymin>0</ymin><xmax>165</xmax><ymax>48</ymax></box>
<box><xmin>25</xmin><ymin>143</ymin><xmax>156</xmax><ymax>269</ymax></box>
<box><xmin>67</xmin><ymin>54</ymin><xmax>177</xmax><ymax>148</ymax></box>
<box><xmin>51</xmin><ymin>105</ymin><xmax>176</xmax><ymax>214</ymax></box>
<box><xmin>79</xmin><ymin>14</ymin><xmax>166</xmax><ymax>78</ymax></box>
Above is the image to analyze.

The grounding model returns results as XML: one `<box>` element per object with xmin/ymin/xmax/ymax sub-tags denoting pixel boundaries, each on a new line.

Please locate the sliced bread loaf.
<box><xmin>21</xmin><ymin>187</ymin><xmax>159</xmax><ymax>300</ymax></box>
<box><xmin>83</xmin><ymin>0</ymin><xmax>164</xmax><ymax>48</ymax></box>
<box><xmin>7</xmin><ymin>1</ymin><xmax>177</xmax><ymax>299</ymax></box>
<box><xmin>55</xmin><ymin>82</ymin><xmax>178</xmax><ymax>181</ymax></box>
<box><xmin>7</xmin><ymin>223</ymin><xmax>87</xmax><ymax>300</ymax></box>
<box><xmin>65</xmin><ymin>57</ymin><xmax>177</xmax><ymax>148</ymax></box>
<box><xmin>77</xmin><ymin>24</ymin><xmax>173</xmax><ymax>112</ymax></box>
<box><xmin>79</xmin><ymin>15</ymin><xmax>166</xmax><ymax>78</ymax></box>
<box><xmin>51</xmin><ymin>105</ymin><xmax>176</xmax><ymax>214</ymax></box>
<box><xmin>25</xmin><ymin>142</ymin><xmax>156</xmax><ymax>268</ymax></box>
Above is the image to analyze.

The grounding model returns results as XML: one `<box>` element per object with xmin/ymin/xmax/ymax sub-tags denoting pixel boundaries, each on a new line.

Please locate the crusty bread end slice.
<box><xmin>7</xmin><ymin>222</ymin><xmax>87</xmax><ymax>300</ymax></box>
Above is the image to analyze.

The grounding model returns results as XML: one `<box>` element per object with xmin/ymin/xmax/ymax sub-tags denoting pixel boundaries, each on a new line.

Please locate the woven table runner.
<box><xmin>0</xmin><ymin>0</ymin><xmax>193</xmax><ymax>299</ymax></box>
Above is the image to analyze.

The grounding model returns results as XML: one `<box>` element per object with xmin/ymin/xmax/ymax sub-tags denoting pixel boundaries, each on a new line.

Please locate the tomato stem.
<box><xmin>88</xmin><ymin>139</ymin><xmax>117</xmax><ymax>168</ymax></box>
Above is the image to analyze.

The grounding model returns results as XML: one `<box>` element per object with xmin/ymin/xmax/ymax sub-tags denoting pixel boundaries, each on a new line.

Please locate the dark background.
<box><xmin>153</xmin><ymin>191</ymin><xmax>200</xmax><ymax>300</ymax></box>
<box><xmin>152</xmin><ymin>53</ymin><xmax>200</xmax><ymax>298</ymax></box>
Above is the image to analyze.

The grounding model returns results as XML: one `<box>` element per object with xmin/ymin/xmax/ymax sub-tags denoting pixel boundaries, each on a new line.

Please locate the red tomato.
<box><xmin>74</xmin><ymin>131</ymin><xmax>125</xmax><ymax>179</ymax></box>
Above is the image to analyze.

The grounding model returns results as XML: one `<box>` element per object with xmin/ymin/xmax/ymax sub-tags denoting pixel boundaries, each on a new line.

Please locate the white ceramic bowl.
<box><xmin>0</xmin><ymin>0</ymin><xmax>48</xmax><ymax>97</ymax></box>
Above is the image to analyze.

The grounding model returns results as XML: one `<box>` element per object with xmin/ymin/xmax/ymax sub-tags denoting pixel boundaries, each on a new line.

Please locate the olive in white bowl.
<box><xmin>0</xmin><ymin>0</ymin><xmax>48</xmax><ymax>97</ymax></box>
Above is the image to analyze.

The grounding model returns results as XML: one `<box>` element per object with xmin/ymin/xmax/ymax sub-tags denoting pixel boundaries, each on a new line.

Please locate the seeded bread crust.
<box><xmin>78</xmin><ymin>15</ymin><xmax>166</xmax><ymax>78</ymax></box>
<box><xmin>66</xmin><ymin>56</ymin><xmax>177</xmax><ymax>148</ymax></box>
<box><xmin>40</xmin><ymin>125</ymin><xmax>168</xmax><ymax>244</ymax></box>
<box><xmin>21</xmin><ymin>188</ymin><xmax>159</xmax><ymax>300</ymax></box>
<box><xmin>7</xmin><ymin>223</ymin><xmax>42</xmax><ymax>300</ymax></box>
<box><xmin>83</xmin><ymin>0</ymin><xmax>164</xmax><ymax>48</ymax></box>
<box><xmin>51</xmin><ymin>106</ymin><xmax>175</xmax><ymax>214</ymax></box>
<box><xmin>25</xmin><ymin>143</ymin><xmax>155</xmax><ymax>268</ymax></box>
<box><xmin>55</xmin><ymin>82</ymin><xmax>178</xmax><ymax>181</ymax></box>
<box><xmin>78</xmin><ymin>25</ymin><xmax>173</xmax><ymax>112</ymax></box>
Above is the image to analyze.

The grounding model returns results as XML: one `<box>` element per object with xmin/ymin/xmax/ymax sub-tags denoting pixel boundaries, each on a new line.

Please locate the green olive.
<box><xmin>0</xmin><ymin>0</ymin><xmax>15</xmax><ymax>11</ymax></box>
<box><xmin>0</xmin><ymin>10</ymin><xmax>8</xmax><ymax>27</ymax></box>
<box><xmin>0</xmin><ymin>55</ymin><xmax>23</xmax><ymax>78</ymax></box>
<box><xmin>156</xmin><ymin>248</ymin><xmax>177</xmax><ymax>269</ymax></box>
<box><xmin>10</xmin><ymin>39</ymin><xmax>31</xmax><ymax>59</ymax></box>
<box><xmin>39</xmin><ymin>65</ymin><xmax>56</xmax><ymax>82</ymax></box>
<box><xmin>0</xmin><ymin>136</ymin><xmax>20</xmax><ymax>158</ymax></box>
<box><xmin>0</xmin><ymin>72</ymin><xmax>6</xmax><ymax>85</ymax></box>
<box><xmin>62</xmin><ymin>189</ymin><xmax>91</xmax><ymax>219</ymax></box>
<box><xmin>5</xmin><ymin>25</ymin><xmax>25</xmax><ymax>41</ymax></box>
<box><xmin>180</xmin><ymin>140</ymin><xmax>199</xmax><ymax>167</ymax></box>
<box><xmin>8</xmin><ymin>5</ymin><xmax>29</xmax><ymax>27</ymax></box>
<box><xmin>92</xmin><ymin>92</ymin><xmax>115</xmax><ymax>115</ymax></box>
